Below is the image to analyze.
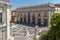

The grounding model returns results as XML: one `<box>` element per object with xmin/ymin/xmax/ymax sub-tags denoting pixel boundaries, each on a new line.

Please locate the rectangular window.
<box><xmin>0</xmin><ymin>13</ymin><xmax>2</xmax><ymax>22</ymax></box>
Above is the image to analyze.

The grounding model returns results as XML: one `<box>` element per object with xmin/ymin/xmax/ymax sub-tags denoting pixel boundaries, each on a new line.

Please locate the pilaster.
<box><xmin>30</xmin><ymin>12</ymin><xmax>33</xmax><ymax>23</ymax></box>
<box><xmin>26</xmin><ymin>12</ymin><xmax>28</xmax><ymax>23</ymax></box>
<box><xmin>41</xmin><ymin>12</ymin><xmax>44</xmax><ymax>25</ymax></box>
<box><xmin>6</xmin><ymin>5</ymin><xmax>11</xmax><ymax>40</ymax></box>
<box><xmin>35</xmin><ymin>12</ymin><xmax>38</xmax><ymax>24</ymax></box>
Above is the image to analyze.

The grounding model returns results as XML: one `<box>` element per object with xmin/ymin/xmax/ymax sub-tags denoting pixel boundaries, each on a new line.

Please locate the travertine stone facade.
<box><xmin>0</xmin><ymin>0</ymin><xmax>11</xmax><ymax>40</ymax></box>
<box><xmin>11</xmin><ymin>3</ymin><xmax>60</xmax><ymax>27</ymax></box>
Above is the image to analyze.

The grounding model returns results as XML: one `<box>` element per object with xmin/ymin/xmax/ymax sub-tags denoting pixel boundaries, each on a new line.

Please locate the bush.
<box><xmin>39</xmin><ymin>13</ymin><xmax>60</xmax><ymax>40</ymax></box>
<box><xmin>39</xmin><ymin>32</ymin><xmax>48</xmax><ymax>40</ymax></box>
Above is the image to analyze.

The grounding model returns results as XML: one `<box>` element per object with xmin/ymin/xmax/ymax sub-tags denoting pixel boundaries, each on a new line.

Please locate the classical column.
<box><xmin>26</xmin><ymin>12</ymin><xmax>28</xmax><ymax>23</ymax></box>
<box><xmin>6</xmin><ymin>5</ymin><xmax>11</xmax><ymax>40</ymax></box>
<box><xmin>35</xmin><ymin>12</ymin><xmax>38</xmax><ymax>24</ymax></box>
<box><xmin>41</xmin><ymin>12</ymin><xmax>44</xmax><ymax>25</ymax></box>
<box><xmin>30</xmin><ymin>12</ymin><xmax>33</xmax><ymax>23</ymax></box>
<box><xmin>22</xmin><ymin>13</ymin><xmax>24</xmax><ymax>22</ymax></box>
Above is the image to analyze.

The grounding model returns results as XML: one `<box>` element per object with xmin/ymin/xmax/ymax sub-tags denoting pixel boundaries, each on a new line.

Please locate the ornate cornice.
<box><xmin>0</xmin><ymin>1</ymin><xmax>10</xmax><ymax>5</ymax></box>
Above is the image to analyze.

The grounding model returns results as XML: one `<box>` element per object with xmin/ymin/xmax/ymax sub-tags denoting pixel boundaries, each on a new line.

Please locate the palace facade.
<box><xmin>11</xmin><ymin>3</ymin><xmax>60</xmax><ymax>27</ymax></box>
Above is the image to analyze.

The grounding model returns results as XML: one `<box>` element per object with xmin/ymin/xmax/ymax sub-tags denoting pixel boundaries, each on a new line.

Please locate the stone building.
<box><xmin>11</xmin><ymin>3</ymin><xmax>60</xmax><ymax>27</ymax></box>
<box><xmin>0</xmin><ymin>0</ymin><xmax>11</xmax><ymax>40</ymax></box>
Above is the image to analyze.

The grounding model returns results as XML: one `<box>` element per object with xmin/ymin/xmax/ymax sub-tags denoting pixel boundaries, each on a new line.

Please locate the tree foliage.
<box><xmin>39</xmin><ymin>13</ymin><xmax>60</xmax><ymax>40</ymax></box>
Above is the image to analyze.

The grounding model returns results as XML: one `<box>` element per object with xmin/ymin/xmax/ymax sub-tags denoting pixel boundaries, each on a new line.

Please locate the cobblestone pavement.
<box><xmin>10</xmin><ymin>23</ymin><xmax>35</xmax><ymax>40</ymax></box>
<box><xmin>0</xmin><ymin>23</ymin><xmax>49</xmax><ymax>40</ymax></box>
<box><xmin>10</xmin><ymin>23</ymin><xmax>49</xmax><ymax>40</ymax></box>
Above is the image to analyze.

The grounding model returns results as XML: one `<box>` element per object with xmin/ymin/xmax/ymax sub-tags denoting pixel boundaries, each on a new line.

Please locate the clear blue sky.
<box><xmin>10</xmin><ymin>0</ymin><xmax>60</xmax><ymax>10</ymax></box>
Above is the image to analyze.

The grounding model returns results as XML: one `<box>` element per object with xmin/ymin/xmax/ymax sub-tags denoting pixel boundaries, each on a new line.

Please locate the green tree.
<box><xmin>39</xmin><ymin>13</ymin><xmax>60</xmax><ymax>40</ymax></box>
